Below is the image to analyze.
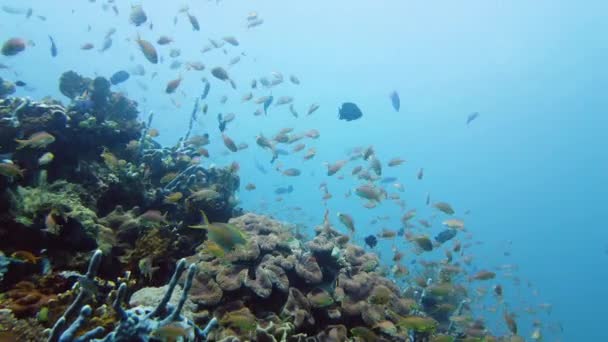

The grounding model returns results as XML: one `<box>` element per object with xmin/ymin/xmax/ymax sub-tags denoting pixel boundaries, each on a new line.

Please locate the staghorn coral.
<box><xmin>48</xmin><ymin>252</ymin><xmax>218</xmax><ymax>342</ymax></box>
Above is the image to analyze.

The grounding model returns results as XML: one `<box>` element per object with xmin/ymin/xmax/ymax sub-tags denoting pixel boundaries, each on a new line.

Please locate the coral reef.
<box><xmin>0</xmin><ymin>72</ymin><xmax>510</xmax><ymax>342</ymax></box>
<box><xmin>48</xmin><ymin>251</ymin><xmax>217</xmax><ymax>342</ymax></box>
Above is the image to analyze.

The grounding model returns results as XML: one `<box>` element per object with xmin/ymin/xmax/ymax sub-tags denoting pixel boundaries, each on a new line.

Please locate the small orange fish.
<box><xmin>469</xmin><ymin>270</ymin><xmax>496</xmax><ymax>281</ymax></box>
<box><xmin>136</xmin><ymin>35</ymin><xmax>158</xmax><ymax>64</ymax></box>
<box><xmin>15</xmin><ymin>131</ymin><xmax>55</xmax><ymax>149</ymax></box>
<box><xmin>11</xmin><ymin>250</ymin><xmax>40</xmax><ymax>263</ymax></box>
<box><xmin>222</xmin><ymin>134</ymin><xmax>237</xmax><ymax>152</ymax></box>
<box><xmin>0</xmin><ymin>162</ymin><xmax>25</xmax><ymax>178</ymax></box>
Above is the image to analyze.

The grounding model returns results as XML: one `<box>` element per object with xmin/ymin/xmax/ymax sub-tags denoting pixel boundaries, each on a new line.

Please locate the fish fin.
<box><xmin>188</xmin><ymin>224</ymin><xmax>208</xmax><ymax>230</ymax></box>
<box><xmin>200</xmin><ymin>210</ymin><xmax>210</xmax><ymax>226</ymax></box>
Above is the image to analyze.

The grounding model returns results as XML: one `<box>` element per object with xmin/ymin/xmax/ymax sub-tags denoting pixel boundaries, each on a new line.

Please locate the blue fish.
<box><xmin>466</xmin><ymin>112</ymin><xmax>479</xmax><ymax>125</ymax></box>
<box><xmin>201</xmin><ymin>80</ymin><xmax>210</xmax><ymax>99</ymax></box>
<box><xmin>48</xmin><ymin>35</ymin><xmax>57</xmax><ymax>57</ymax></box>
<box><xmin>338</xmin><ymin>102</ymin><xmax>363</xmax><ymax>121</ymax></box>
<box><xmin>435</xmin><ymin>229</ymin><xmax>457</xmax><ymax>244</ymax></box>
<box><xmin>263</xmin><ymin>95</ymin><xmax>273</xmax><ymax>114</ymax></box>
<box><xmin>390</xmin><ymin>91</ymin><xmax>400</xmax><ymax>112</ymax></box>
<box><xmin>110</xmin><ymin>71</ymin><xmax>130</xmax><ymax>85</ymax></box>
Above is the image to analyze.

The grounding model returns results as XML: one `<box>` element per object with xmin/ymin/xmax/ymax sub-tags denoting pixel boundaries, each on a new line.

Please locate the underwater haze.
<box><xmin>0</xmin><ymin>0</ymin><xmax>607</xmax><ymax>341</ymax></box>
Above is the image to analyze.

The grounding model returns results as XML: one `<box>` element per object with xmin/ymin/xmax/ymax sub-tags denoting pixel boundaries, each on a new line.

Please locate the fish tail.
<box><xmin>14</xmin><ymin>139</ymin><xmax>27</xmax><ymax>149</ymax></box>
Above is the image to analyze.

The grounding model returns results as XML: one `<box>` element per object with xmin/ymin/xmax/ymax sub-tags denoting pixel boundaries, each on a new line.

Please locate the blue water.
<box><xmin>2</xmin><ymin>0</ymin><xmax>607</xmax><ymax>340</ymax></box>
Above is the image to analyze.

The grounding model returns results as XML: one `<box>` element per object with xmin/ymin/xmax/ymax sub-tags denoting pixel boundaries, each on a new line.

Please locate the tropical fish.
<box><xmin>223</xmin><ymin>36</ymin><xmax>239</xmax><ymax>46</ymax></box>
<box><xmin>434</xmin><ymin>229</ymin><xmax>457</xmax><ymax>244</ymax></box>
<box><xmin>164</xmin><ymin>192</ymin><xmax>183</xmax><ymax>204</ymax></box>
<box><xmin>189</xmin><ymin>211</ymin><xmax>247</xmax><ymax>252</ymax></box>
<box><xmin>1</xmin><ymin>38</ymin><xmax>26</xmax><ymax>56</ymax></box>
<box><xmin>469</xmin><ymin>270</ymin><xmax>496</xmax><ymax>281</ymax></box>
<box><xmin>150</xmin><ymin>323</ymin><xmax>193</xmax><ymax>341</ymax></box>
<box><xmin>201</xmin><ymin>79</ymin><xmax>211</xmax><ymax>99</ymax></box>
<box><xmin>263</xmin><ymin>96</ymin><xmax>274</xmax><ymax>114</ymax></box>
<box><xmin>138</xmin><ymin>257</ymin><xmax>159</xmax><ymax>281</ymax></box>
<box><xmin>364</xmin><ymin>235</ymin><xmax>377</xmax><ymax>248</ymax></box>
<box><xmin>274</xmin><ymin>185</ymin><xmax>293</xmax><ymax>194</ymax></box>
<box><xmin>338</xmin><ymin>102</ymin><xmax>363</xmax><ymax>121</ymax></box>
<box><xmin>417</xmin><ymin>168</ymin><xmax>424</xmax><ymax>180</ymax></box>
<box><xmin>442</xmin><ymin>218</ymin><xmax>465</xmax><ymax>230</ymax></box>
<box><xmin>0</xmin><ymin>162</ymin><xmax>24</xmax><ymax>178</ymax></box>
<box><xmin>186</xmin><ymin>12</ymin><xmax>200</xmax><ymax>31</ymax></box>
<box><xmin>110</xmin><ymin>71</ymin><xmax>130</xmax><ymax>85</ymax></box>
<box><xmin>433</xmin><ymin>202</ymin><xmax>455</xmax><ymax>215</ymax></box>
<box><xmin>355</xmin><ymin>184</ymin><xmax>385</xmax><ymax>202</ymax></box>
<box><xmin>48</xmin><ymin>36</ymin><xmax>57</xmax><ymax>57</ymax></box>
<box><xmin>136</xmin><ymin>35</ymin><xmax>158</xmax><ymax>64</ymax></box>
<box><xmin>282</xmin><ymin>168</ymin><xmax>301</xmax><ymax>176</ymax></box>
<box><xmin>15</xmin><ymin>131</ymin><xmax>55</xmax><ymax>149</ymax></box>
<box><xmin>326</xmin><ymin>160</ymin><xmax>348</xmax><ymax>176</ymax></box>
<box><xmin>165</xmin><ymin>76</ymin><xmax>182</xmax><ymax>94</ymax></box>
<box><xmin>369</xmin><ymin>157</ymin><xmax>382</xmax><ymax>176</ymax></box>
<box><xmin>38</xmin><ymin>152</ymin><xmax>54</xmax><ymax>166</ymax></box>
<box><xmin>156</xmin><ymin>36</ymin><xmax>172</xmax><ymax>45</ymax></box>
<box><xmin>289</xmin><ymin>104</ymin><xmax>298</xmax><ymax>118</ymax></box>
<box><xmin>129</xmin><ymin>5</ymin><xmax>147</xmax><ymax>26</ymax></box>
<box><xmin>466</xmin><ymin>112</ymin><xmax>480</xmax><ymax>125</ymax></box>
<box><xmin>337</xmin><ymin>212</ymin><xmax>355</xmax><ymax>234</ymax></box>
<box><xmin>222</xmin><ymin>134</ymin><xmax>238</xmax><ymax>152</ymax></box>
<box><xmin>275</xmin><ymin>96</ymin><xmax>293</xmax><ymax>106</ymax></box>
<box><xmin>388</xmin><ymin>158</ymin><xmax>405</xmax><ymax>167</ymax></box>
<box><xmin>99</xmin><ymin>37</ymin><xmax>112</xmax><ymax>53</ymax></box>
<box><xmin>138</xmin><ymin>210</ymin><xmax>167</xmax><ymax>224</ymax></box>
<box><xmin>10</xmin><ymin>250</ymin><xmax>39</xmax><ymax>263</ymax></box>
<box><xmin>389</xmin><ymin>91</ymin><xmax>400</xmax><ymax>112</ymax></box>
<box><xmin>307</xmin><ymin>103</ymin><xmax>320</xmax><ymax>116</ymax></box>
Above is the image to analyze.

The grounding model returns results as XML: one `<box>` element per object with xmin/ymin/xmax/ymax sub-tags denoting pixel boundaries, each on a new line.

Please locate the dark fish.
<box><xmin>48</xmin><ymin>36</ymin><xmax>57</xmax><ymax>57</ymax></box>
<box><xmin>1</xmin><ymin>38</ymin><xmax>26</xmax><ymax>56</ymax></box>
<box><xmin>15</xmin><ymin>80</ymin><xmax>26</xmax><ymax>87</ymax></box>
<box><xmin>274</xmin><ymin>185</ymin><xmax>293</xmax><ymax>195</ymax></box>
<box><xmin>110</xmin><ymin>70</ymin><xmax>130</xmax><ymax>85</ymax></box>
<box><xmin>135</xmin><ymin>36</ymin><xmax>158</xmax><ymax>64</ymax></box>
<box><xmin>201</xmin><ymin>79</ymin><xmax>210</xmax><ymax>99</ymax></box>
<box><xmin>364</xmin><ymin>235</ymin><xmax>378</xmax><ymax>248</ymax></box>
<box><xmin>130</xmin><ymin>5</ymin><xmax>147</xmax><ymax>26</ymax></box>
<box><xmin>434</xmin><ymin>229</ymin><xmax>457</xmax><ymax>244</ymax></box>
<box><xmin>338</xmin><ymin>102</ymin><xmax>363</xmax><ymax>121</ymax></box>
<box><xmin>218</xmin><ymin>113</ymin><xmax>226</xmax><ymax>132</ymax></box>
<box><xmin>263</xmin><ymin>96</ymin><xmax>273</xmax><ymax>114</ymax></box>
<box><xmin>390</xmin><ymin>91</ymin><xmax>400</xmax><ymax>112</ymax></box>
<box><xmin>211</xmin><ymin>67</ymin><xmax>230</xmax><ymax>81</ymax></box>
<box><xmin>466</xmin><ymin>112</ymin><xmax>479</xmax><ymax>125</ymax></box>
<box><xmin>187</xmin><ymin>12</ymin><xmax>200</xmax><ymax>31</ymax></box>
<box><xmin>380</xmin><ymin>177</ymin><xmax>397</xmax><ymax>184</ymax></box>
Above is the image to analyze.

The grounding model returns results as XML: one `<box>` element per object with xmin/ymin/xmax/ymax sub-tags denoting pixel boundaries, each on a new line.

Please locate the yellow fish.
<box><xmin>15</xmin><ymin>131</ymin><xmax>55</xmax><ymax>149</ymax></box>
<box><xmin>189</xmin><ymin>211</ymin><xmax>247</xmax><ymax>252</ymax></box>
